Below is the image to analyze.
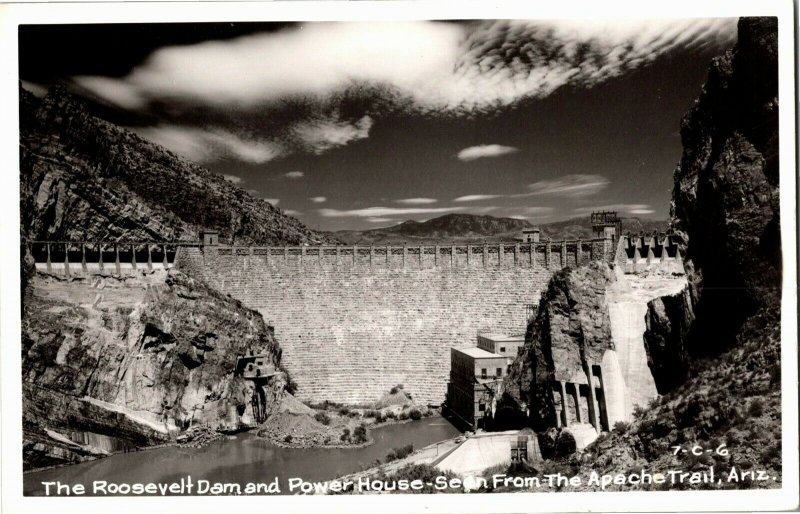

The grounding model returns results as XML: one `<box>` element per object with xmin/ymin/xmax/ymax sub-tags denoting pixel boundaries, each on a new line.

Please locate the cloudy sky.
<box><xmin>19</xmin><ymin>19</ymin><xmax>738</xmax><ymax>230</ymax></box>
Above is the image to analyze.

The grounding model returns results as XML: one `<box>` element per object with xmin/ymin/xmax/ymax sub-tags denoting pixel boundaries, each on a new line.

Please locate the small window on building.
<box><xmin>257</xmin><ymin>360</ymin><xmax>263</xmax><ymax>365</ymax></box>
<box><xmin>496</xmin><ymin>367</ymin><xmax>502</xmax><ymax>377</ymax></box>
<box><xmin>500</xmin><ymin>346</ymin><xmax>506</xmax><ymax>353</ymax></box>
<box><xmin>478</xmin><ymin>403</ymin><xmax>485</xmax><ymax>412</ymax></box>
<box><xmin>481</xmin><ymin>368</ymin><xmax>487</xmax><ymax>379</ymax></box>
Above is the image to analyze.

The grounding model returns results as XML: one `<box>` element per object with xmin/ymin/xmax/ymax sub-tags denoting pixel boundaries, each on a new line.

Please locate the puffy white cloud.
<box><xmin>263</xmin><ymin>198</ymin><xmax>280</xmax><ymax>206</ymax></box>
<box><xmin>71</xmin><ymin>19</ymin><xmax>737</xmax><ymax>165</ymax></box>
<box><xmin>318</xmin><ymin>206</ymin><xmax>465</xmax><ymax>218</ymax></box>
<box><xmin>309</xmin><ymin>196</ymin><xmax>327</xmax><ymax>203</ymax></box>
<box><xmin>366</xmin><ymin>217</ymin><xmax>395</xmax><ymax>223</ymax></box>
<box><xmin>395</xmin><ymin>198</ymin><xmax>437</xmax><ymax>205</ymax></box>
<box><xmin>285</xmin><ymin>171</ymin><xmax>305</xmax><ymax>179</ymax></box>
<box><xmin>453</xmin><ymin>194</ymin><xmax>503</xmax><ymax>202</ymax></box>
<box><xmin>283</xmin><ymin>209</ymin><xmax>303</xmax><ymax>216</ymax></box>
<box><xmin>292</xmin><ymin>116</ymin><xmax>373</xmax><ymax>154</ymax></box>
<box><xmin>134</xmin><ymin>124</ymin><xmax>282</xmax><ymax>164</ymax></box>
<box><xmin>525</xmin><ymin>174</ymin><xmax>609</xmax><ymax>197</ymax></box>
<box><xmin>75</xmin><ymin>19</ymin><xmax>736</xmax><ymax>115</ymax></box>
<box><xmin>222</xmin><ymin>174</ymin><xmax>243</xmax><ymax>184</ymax></box>
<box><xmin>457</xmin><ymin>144</ymin><xmax>519</xmax><ymax>161</ymax></box>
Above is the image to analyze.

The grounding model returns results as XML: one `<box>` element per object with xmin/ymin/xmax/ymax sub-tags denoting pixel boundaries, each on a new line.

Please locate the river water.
<box><xmin>23</xmin><ymin>416</ymin><xmax>460</xmax><ymax>496</ymax></box>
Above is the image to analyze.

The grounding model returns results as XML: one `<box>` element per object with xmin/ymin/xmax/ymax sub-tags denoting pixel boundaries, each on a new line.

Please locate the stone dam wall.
<box><xmin>174</xmin><ymin>241</ymin><xmax>609</xmax><ymax>405</ymax></box>
<box><xmin>29</xmin><ymin>240</ymin><xmax>611</xmax><ymax>405</ymax></box>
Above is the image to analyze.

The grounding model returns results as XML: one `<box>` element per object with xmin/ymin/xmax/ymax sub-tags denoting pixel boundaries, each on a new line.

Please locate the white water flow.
<box><xmin>604</xmin><ymin>271</ymin><xmax>688</xmax><ymax>423</ymax></box>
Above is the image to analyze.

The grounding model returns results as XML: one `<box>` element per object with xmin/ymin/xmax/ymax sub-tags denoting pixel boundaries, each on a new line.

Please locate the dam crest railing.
<box><xmin>25</xmin><ymin>238</ymin><xmax>617</xmax><ymax>274</ymax></box>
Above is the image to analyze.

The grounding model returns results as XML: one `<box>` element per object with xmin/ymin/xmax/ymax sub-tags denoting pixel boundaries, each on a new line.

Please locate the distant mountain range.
<box><xmin>330</xmin><ymin>213</ymin><xmax>668</xmax><ymax>244</ymax></box>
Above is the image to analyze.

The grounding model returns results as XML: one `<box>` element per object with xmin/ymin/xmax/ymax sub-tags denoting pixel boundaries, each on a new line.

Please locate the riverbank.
<box><xmin>256</xmin><ymin>387</ymin><xmax>440</xmax><ymax>449</ymax></box>
<box><xmin>23</xmin><ymin>390</ymin><xmax>443</xmax><ymax>474</ymax></box>
<box><xmin>23</xmin><ymin>416</ymin><xmax>461</xmax><ymax>496</ymax></box>
<box><xmin>257</xmin><ymin>404</ymin><xmax>440</xmax><ymax>449</ymax></box>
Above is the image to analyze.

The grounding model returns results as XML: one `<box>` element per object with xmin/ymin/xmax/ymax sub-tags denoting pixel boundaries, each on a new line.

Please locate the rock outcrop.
<box><xmin>502</xmin><ymin>261</ymin><xmax>689</xmax><ymax>440</ymax></box>
<box><xmin>670</xmin><ymin>16</ymin><xmax>780</xmax><ymax>355</ymax></box>
<box><xmin>642</xmin><ymin>286</ymin><xmax>694</xmax><ymax>393</ymax></box>
<box><xmin>19</xmin><ymin>85</ymin><xmax>335</xmax><ymax>245</ymax></box>
<box><xmin>22</xmin><ymin>270</ymin><xmax>286</xmax><ymax>470</ymax></box>
<box><xmin>504</xmin><ymin>16</ymin><xmax>779</xmax><ymax>442</ymax></box>
<box><xmin>503</xmin><ymin>262</ymin><xmax>616</xmax><ymax>431</ymax></box>
<box><xmin>512</xmin><ymin>17</ymin><xmax>782</xmax><ymax>491</ymax></box>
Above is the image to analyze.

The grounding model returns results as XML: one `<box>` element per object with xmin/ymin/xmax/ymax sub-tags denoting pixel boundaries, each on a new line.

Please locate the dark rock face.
<box><xmin>502</xmin><ymin>19</ymin><xmax>780</xmax><ymax>458</ymax></box>
<box><xmin>559</xmin><ymin>18</ymin><xmax>782</xmax><ymax>490</ymax></box>
<box><xmin>19</xmin><ymin>85</ymin><xmax>335</xmax><ymax>245</ymax></box>
<box><xmin>503</xmin><ymin>262</ymin><xmax>616</xmax><ymax>431</ymax></box>
<box><xmin>671</xmin><ymin>17</ymin><xmax>780</xmax><ymax>355</ymax></box>
<box><xmin>22</xmin><ymin>271</ymin><xmax>286</xmax><ymax>469</ymax></box>
<box><xmin>643</xmin><ymin>288</ymin><xmax>694</xmax><ymax>393</ymax></box>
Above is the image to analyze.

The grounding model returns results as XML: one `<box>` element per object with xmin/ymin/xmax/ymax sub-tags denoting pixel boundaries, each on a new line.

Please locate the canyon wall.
<box><xmin>176</xmin><ymin>246</ymin><xmax>577</xmax><ymax>404</ymax></box>
<box><xmin>502</xmin><ymin>257</ymin><xmax>690</xmax><ymax>441</ymax></box>
<box><xmin>671</xmin><ymin>16</ymin><xmax>780</xmax><ymax>355</ymax></box>
<box><xmin>22</xmin><ymin>270</ymin><xmax>285</xmax><ymax>469</ymax></box>
<box><xmin>502</xmin><ymin>19</ymin><xmax>782</xmax><ymax>483</ymax></box>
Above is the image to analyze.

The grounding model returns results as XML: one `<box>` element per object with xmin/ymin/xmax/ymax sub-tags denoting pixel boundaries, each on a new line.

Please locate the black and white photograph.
<box><xmin>0</xmin><ymin>1</ymin><xmax>797</xmax><ymax>512</ymax></box>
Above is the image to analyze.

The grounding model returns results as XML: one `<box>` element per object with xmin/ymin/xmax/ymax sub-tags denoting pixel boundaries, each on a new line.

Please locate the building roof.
<box><xmin>454</xmin><ymin>347</ymin><xmax>506</xmax><ymax>359</ymax></box>
<box><xmin>478</xmin><ymin>333</ymin><xmax>525</xmax><ymax>343</ymax></box>
<box><xmin>237</xmin><ymin>353</ymin><xmax>272</xmax><ymax>360</ymax></box>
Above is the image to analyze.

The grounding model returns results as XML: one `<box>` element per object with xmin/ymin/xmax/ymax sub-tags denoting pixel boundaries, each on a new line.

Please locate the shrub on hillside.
<box><xmin>747</xmin><ymin>399</ymin><xmax>764</xmax><ymax>418</ymax></box>
<box><xmin>761</xmin><ymin>443</ymin><xmax>781</xmax><ymax>469</ymax></box>
<box><xmin>340</xmin><ymin>428</ymin><xmax>350</xmax><ymax>442</ymax></box>
<box><xmin>613</xmin><ymin>421</ymin><xmax>630</xmax><ymax>435</ymax></box>
<box><xmin>386</xmin><ymin>444</ymin><xmax>414</xmax><ymax>462</ymax></box>
<box><xmin>409</xmin><ymin>408</ymin><xmax>422</xmax><ymax>420</ymax></box>
<box><xmin>338</xmin><ymin>406</ymin><xmax>351</xmax><ymax>416</ymax></box>
<box><xmin>352</xmin><ymin>424</ymin><xmax>368</xmax><ymax>444</ymax></box>
<box><xmin>380</xmin><ymin>464</ymin><xmax>459</xmax><ymax>494</ymax></box>
<box><xmin>314</xmin><ymin>412</ymin><xmax>331</xmax><ymax>425</ymax></box>
<box><xmin>555</xmin><ymin>431</ymin><xmax>577</xmax><ymax>456</ymax></box>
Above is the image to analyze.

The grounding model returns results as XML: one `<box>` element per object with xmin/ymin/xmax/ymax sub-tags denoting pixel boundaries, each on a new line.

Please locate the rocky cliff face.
<box><xmin>20</xmin><ymin>85</ymin><xmax>334</xmax><ymax>245</ymax></box>
<box><xmin>22</xmin><ymin>270</ymin><xmax>286</xmax><ymax>470</ymax></box>
<box><xmin>500</xmin><ymin>17</ymin><xmax>781</xmax><ymax>490</ymax></box>
<box><xmin>670</xmin><ymin>17</ymin><xmax>780</xmax><ymax>355</ymax></box>
<box><xmin>503</xmin><ymin>262</ymin><xmax>616</xmax><ymax>431</ymax></box>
